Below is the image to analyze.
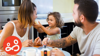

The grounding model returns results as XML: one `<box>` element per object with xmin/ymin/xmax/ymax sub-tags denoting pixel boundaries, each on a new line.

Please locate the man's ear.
<box><xmin>80</xmin><ymin>14</ymin><xmax>85</xmax><ymax>23</ymax></box>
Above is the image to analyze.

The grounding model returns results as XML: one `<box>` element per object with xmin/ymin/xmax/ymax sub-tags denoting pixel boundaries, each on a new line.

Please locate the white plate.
<box><xmin>17</xmin><ymin>47</ymin><xmax>37</xmax><ymax>55</ymax></box>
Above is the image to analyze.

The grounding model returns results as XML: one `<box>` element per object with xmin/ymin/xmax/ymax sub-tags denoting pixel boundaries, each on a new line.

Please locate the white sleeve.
<box><xmin>93</xmin><ymin>36</ymin><xmax>100</xmax><ymax>55</ymax></box>
<box><xmin>70</xmin><ymin>26</ymin><xmax>79</xmax><ymax>39</ymax></box>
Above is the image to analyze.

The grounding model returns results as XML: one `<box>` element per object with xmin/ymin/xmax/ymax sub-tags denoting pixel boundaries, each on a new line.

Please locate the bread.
<box><xmin>52</xmin><ymin>48</ymin><xmax>58</xmax><ymax>50</ymax></box>
<box><xmin>34</xmin><ymin>21</ymin><xmax>37</xmax><ymax>24</ymax></box>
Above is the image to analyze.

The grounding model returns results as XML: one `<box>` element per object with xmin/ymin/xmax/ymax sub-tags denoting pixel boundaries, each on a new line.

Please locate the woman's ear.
<box><xmin>80</xmin><ymin>14</ymin><xmax>85</xmax><ymax>23</ymax></box>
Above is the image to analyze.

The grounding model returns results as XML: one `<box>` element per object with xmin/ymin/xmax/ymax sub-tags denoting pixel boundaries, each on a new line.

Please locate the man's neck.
<box><xmin>82</xmin><ymin>22</ymin><xmax>98</xmax><ymax>35</ymax></box>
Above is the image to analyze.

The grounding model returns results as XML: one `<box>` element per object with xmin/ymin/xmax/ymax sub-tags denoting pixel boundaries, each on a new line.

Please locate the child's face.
<box><xmin>48</xmin><ymin>15</ymin><xmax>56</xmax><ymax>27</ymax></box>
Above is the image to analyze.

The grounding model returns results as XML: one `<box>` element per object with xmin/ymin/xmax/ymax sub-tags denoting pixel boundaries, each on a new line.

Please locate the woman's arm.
<box><xmin>0</xmin><ymin>22</ymin><xmax>14</xmax><ymax>49</ymax></box>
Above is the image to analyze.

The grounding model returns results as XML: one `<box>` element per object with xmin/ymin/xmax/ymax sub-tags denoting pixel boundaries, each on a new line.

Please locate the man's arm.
<box><xmin>45</xmin><ymin>35</ymin><xmax>77</xmax><ymax>48</ymax></box>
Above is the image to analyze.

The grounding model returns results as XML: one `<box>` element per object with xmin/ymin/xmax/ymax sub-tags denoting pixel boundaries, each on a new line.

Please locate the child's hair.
<box><xmin>47</xmin><ymin>12</ymin><xmax>64</xmax><ymax>28</ymax></box>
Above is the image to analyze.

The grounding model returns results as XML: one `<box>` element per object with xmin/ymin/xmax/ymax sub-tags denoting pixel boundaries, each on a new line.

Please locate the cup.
<box><xmin>22</xmin><ymin>49</ymin><xmax>36</xmax><ymax>56</ymax></box>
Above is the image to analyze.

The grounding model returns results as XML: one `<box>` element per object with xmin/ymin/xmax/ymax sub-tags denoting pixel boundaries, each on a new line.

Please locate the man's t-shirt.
<box><xmin>70</xmin><ymin>23</ymin><xmax>100</xmax><ymax>56</ymax></box>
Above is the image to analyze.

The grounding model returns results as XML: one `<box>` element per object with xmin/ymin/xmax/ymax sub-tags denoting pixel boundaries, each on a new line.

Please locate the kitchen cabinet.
<box><xmin>33</xmin><ymin>22</ymin><xmax>80</xmax><ymax>55</ymax></box>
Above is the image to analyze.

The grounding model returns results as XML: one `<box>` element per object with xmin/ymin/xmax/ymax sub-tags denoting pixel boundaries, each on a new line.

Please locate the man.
<box><xmin>42</xmin><ymin>0</ymin><xmax>100</xmax><ymax>56</ymax></box>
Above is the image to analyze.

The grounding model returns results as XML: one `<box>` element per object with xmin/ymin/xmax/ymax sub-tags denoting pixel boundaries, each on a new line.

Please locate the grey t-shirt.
<box><xmin>70</xmin><ymin>23</ymin><xmax>100</xmax><ymax>56</ymax></box>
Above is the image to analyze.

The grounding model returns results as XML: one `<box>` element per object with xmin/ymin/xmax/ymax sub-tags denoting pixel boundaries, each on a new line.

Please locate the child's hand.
<box><xmin>33</xmin><ymin>21</ymin><xmax>42</xmax><ymax>28</ymax></box>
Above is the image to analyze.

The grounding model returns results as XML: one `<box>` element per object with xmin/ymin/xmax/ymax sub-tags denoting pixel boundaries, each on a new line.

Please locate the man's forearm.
<box><xmin>47</xmin><ymin>35</ymin><xmax>77</xmax><ymax>48</ymax></box>
<box><xmin>47</xmin><ymin>38</ymin><xmax>67</xmax><ymax>48</ymax></box>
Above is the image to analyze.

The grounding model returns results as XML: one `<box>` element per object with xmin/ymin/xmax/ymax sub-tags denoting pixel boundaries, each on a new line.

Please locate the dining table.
<box><xmin>0</xmin><ymin>45</ymin><xmax>71</xmax><ymax>56</ymax></box>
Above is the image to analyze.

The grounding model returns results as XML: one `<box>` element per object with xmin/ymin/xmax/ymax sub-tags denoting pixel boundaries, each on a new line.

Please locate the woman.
<box><xmin>0</xmin><ymin>0</ymin><xmax>41</xmax><ymax>49</ymax></box>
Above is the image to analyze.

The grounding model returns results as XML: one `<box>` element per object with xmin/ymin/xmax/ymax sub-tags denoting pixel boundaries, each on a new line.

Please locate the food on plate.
<box><xmin>34</xmin><ymin>21</ymin><xmax>38</xmax><ymax>24</ymax></box>
<box><xmin>52</xmin><ymin>48</ymin><xmax>58</xmax><ymax>50</ymax></box>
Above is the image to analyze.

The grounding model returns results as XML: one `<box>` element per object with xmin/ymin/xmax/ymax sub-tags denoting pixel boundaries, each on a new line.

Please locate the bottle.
<box><xmin>41</xmin><ymin>45</ymin><xmax>50</xmax><ymax>56</ymax></box>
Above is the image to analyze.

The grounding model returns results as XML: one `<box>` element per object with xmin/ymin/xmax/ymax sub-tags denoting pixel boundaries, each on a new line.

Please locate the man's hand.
<box><xmin>42</xmin><ymin>37</ymin><xmax>50</xmax><ymax>45</ymax></box>
<box><xmin>51</xmin><ymin>48</ymin><xmax>65</xmax><ymax>56</ymax></box>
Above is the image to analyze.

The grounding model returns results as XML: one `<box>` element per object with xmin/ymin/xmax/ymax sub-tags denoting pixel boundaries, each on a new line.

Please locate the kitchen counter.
<box><xmin>35</xmin><ymin>18</ymin><xmax>74</xmax><ymax>25</ymax></box>
<box><xmin>35</xmin><ymin>13</ymin><xmax>74</xmax><ymax>25</ymax></box>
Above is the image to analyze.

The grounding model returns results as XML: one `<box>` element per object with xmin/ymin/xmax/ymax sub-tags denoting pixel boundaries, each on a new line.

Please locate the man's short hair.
<box><xmin>74</xmin><ymin>0</ymin><xmax>98</xmax><ymax>23</ymax></box>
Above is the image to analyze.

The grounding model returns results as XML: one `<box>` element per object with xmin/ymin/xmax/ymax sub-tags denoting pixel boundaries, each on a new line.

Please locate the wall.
<box><xmin>53</xmin><ymin>0</ymin><xmax>74</xmax><ymax>13</ymax></box>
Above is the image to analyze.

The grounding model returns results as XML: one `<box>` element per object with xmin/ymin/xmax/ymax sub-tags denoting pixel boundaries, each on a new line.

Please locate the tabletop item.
<box><xmin>41</xmin><ymin>45</ymin><xmax>50</xmax><ymax>56</ymax></box>
<box><xmin>22</xmin><ymin>49</ymin><xmax>36</xmax><ymax>56</ymax></box>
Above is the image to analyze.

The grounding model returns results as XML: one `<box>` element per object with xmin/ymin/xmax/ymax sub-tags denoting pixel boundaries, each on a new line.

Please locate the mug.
<box><xmin>22</xmin><ymin>49</ymin><xmax>36</xmax><ymax>56</ymax></box>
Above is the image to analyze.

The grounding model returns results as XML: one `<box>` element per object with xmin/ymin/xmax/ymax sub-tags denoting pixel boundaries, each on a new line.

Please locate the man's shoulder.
<box><xmin>73</xmin><ymin>26</ymin><xmax>83</xmax><ymax>31</ymax></box>
<box><xmin>94</xmin><ymin>23</ymin><xmax>100</xmax><ymax>31</ymax></box>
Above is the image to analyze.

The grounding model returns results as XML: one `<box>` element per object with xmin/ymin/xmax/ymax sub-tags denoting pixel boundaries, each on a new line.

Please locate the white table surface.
<box><xmin>17</xmin><ymin>47</ymin><xmax>71</xmax><ymax>56</ymax></box>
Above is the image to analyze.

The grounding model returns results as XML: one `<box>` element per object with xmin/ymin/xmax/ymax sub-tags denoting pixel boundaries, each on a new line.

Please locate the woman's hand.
<box><xmin>34</xmin><ymin>37</ymin><xmax>42</xmax><ymax>46</ymax></box>
<box><xmin>22</xmin><ymin>39</ymin><xmax>33</xmax><ymax>47</ymax></box>
<box><xmin>51</xmin><ymin>48</ymin><xmax>65</xmax><ymax>56</ymax></box>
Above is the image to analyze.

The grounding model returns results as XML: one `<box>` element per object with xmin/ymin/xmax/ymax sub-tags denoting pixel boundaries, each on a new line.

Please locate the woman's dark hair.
<box><xmin>74</xmin><ymin>0</ymin><xmax>98</xmax><ymax>23</ymax></box>
<box><xmin>18</xmin><ymin>0</ymin><xmax>36</xmax><ymax>28</ymax></box>
<box><xmin>47</xmin><ymin>12</ymin><xmax>64</xmax><ymax>28</ymax></box>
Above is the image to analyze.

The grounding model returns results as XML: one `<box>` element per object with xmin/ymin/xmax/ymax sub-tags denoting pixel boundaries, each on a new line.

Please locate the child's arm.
<box><xmin>41</xmin><ymin>26</ymin><xmax>60</xmax><ymax>35</ymax></box>
<box><xmin>36</xmin><ymin>28</ymin><xmax>44</xmax><ymax>33</ymax></box>
<box><xmin>37</xmin><ymin>26</ymin><xmax>49</xmax><ymax>33</ymax></box>
<box><xmin>37</xmin><ymin>21</ymin><xmax>60</xmax><ymax>35</ymax></box>
<box><xmin>33</xmin><ymin>22</ymin><xmax>44</xmax><ymax>33</ymax></box>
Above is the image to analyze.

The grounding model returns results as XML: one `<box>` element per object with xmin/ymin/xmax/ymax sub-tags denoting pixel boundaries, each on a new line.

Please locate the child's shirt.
<box><xmin>47</xmin><ymin>27</ymin><xmax>62</xmax><ymax>50</ymax></box>
<box><xmin>47</xmin><ymin>27</ymin><xmax>61</xmax><ymax>40</ymax></box>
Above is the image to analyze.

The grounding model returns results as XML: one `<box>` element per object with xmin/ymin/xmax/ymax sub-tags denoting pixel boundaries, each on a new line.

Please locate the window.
<box><xmin>95</xmin><ymin>0</ymin><xmax>100</xmax><ymax>13</ymax></box>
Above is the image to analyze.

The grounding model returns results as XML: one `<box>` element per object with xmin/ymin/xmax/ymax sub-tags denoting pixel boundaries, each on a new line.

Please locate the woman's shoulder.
<box><xmin>11</xmin><ymin>20</ymin><xmax>19</xmax><ymax>24</ymax></box>
<box><xmin>5</xmin><ymin>21</ymin><xmax>14</xmax><ymax>28</ymax></box>
<box><xmin>4</xmin><ymin>20</ymin><xmax>19</xmax><ymax>29</ymax></box>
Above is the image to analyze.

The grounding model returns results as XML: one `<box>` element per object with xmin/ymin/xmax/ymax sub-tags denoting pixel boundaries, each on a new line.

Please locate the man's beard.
<box><xmin>74</xmin><ymin>18</ymin><xmax>83</xmax><ymax>27</ymax></box>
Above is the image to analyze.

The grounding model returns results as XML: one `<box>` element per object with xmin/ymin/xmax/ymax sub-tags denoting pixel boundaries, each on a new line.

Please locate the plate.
<box><xmin>17</xmin><ymin>47</ymin><xmax>38</xmax><ymax>55</ymax></box>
